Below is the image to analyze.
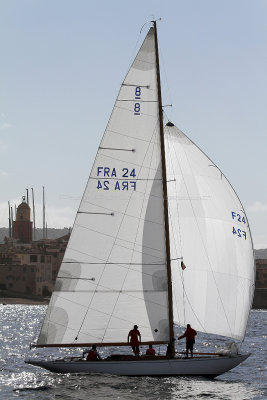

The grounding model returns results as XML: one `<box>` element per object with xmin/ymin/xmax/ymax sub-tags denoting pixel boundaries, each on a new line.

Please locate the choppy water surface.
<box><xmin>0</xmin><ymin>305</ymin><xmax>266</xmax><ymax>399</ymax></box>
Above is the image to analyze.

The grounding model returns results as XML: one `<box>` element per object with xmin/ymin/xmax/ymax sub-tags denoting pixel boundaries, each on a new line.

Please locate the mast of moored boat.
<box><xmin>153</xmin><ymin>20</ymin><xmax>175</xmax><ymax>356</ymax></box>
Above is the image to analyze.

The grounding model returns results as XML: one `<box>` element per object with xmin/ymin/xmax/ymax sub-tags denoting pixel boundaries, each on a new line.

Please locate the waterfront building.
<box><xmin>255</xmin><ymin>259</ymin><xmax>267</xmax><ymax>288</ymax></box>
<box><xmin>253</xmin><ymin>259</ymin><xmax>267</xmax><ymax>309</ymax></box>
<box><xmin>0</xmin><ymin>196</ymin><xmax>70</xmax><ymax>298</ymax></box>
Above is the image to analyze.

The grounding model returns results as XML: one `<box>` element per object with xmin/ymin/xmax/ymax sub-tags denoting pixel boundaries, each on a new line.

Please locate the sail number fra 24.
<box><xmin>96</xmin><ymin>167</ymin><xmax>136</xmax><ymax>191</ymax></box>
<box><xmin>231</xmin><ymin>211</ymin><xmax>247</xmax><ymax>240</ymax></box>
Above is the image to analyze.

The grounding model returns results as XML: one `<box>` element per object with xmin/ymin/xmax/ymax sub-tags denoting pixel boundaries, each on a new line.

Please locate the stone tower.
<box><xmin>12</xmin><ymin>196</ymin><xmax>33</xmax><ymax>243</ymax></box>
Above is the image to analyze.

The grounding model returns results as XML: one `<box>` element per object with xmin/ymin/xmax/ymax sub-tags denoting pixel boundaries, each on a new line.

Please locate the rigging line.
<box><xmin>169</xmin><ymin>126</ymin><xmax>234</xmax><ymax>338</ymax></box>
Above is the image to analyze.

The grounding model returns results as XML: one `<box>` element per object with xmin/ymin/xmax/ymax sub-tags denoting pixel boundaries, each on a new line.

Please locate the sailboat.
<box><xmin>26</xmin><ymin>21</ymin><xmax>255</xmax><ymax>377</ymax></box>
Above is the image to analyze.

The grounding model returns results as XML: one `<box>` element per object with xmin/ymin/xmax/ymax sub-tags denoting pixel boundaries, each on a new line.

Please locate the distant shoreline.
<box><xmin>0</xmin><ymin>297</ymin><xmax>49</xmax><ymax>305</ymax></box>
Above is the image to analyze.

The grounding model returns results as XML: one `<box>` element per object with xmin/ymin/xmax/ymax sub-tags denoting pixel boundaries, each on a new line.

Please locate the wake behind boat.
<box><xmin>26</xmin><ymin>21</ymin><xmax>255</xmax><ymax>377</ymax></box>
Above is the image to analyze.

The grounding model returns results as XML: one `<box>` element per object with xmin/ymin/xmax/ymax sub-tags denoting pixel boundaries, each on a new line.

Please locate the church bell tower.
<box><xmin>12</xmin><ymin>196</ymin><xmax>33</xmax><ymax>243</ymax></box>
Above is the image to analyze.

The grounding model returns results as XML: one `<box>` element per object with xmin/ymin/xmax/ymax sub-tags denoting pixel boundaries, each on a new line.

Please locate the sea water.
<box><xmin>0</xmin><ymin>305</ymin><xmax>266</xmax><ymax>399</ymax></box>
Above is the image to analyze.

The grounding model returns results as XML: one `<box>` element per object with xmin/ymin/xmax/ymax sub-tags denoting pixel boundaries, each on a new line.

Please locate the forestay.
<box><xmin>165</xmin><ymin>123</ymin><xmax>255</xmax><ymax>341</ymax></box>
<box><xmin>37</xmin><ymin>28</ymin><xmax>170</xmax><ymax>346</ymax></box>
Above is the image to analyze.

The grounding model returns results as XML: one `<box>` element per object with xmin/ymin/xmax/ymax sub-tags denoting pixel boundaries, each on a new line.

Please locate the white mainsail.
<box><xmin>38</xmin><ymin>28</ymin><xmax>170</xmax><ymax>346</ymax></box>
<box><xmin>165</xmin><ymin>123</ymin><xmax>255</xmax><ymax>341</ymax></box>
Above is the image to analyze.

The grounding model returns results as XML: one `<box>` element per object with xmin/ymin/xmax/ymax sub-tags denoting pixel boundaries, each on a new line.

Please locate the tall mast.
<box><xmin>153</xmin><ymin>21</ymin><xmax>175</xmax><ymax>356</ymax></box>
<box><xmin>8</xmin><ymin>201</ymin><xmax>11</xmax><ymax>238</ymax></box>
<box><xmin>11</xmin><ymin>206</ymin><xmax>14</xmax><ymax>237</ymax></box>
<box><xmin>32</xmin><ymin>188</ymin><xmax>36</xmax><ymax>240</ymax></box>
<box><xmin>43</xmin><ymin>186</ymin><xmax>46</xmax><ymax>239</ymax></box>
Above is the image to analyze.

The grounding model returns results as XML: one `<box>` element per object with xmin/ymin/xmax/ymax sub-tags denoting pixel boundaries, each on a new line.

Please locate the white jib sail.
<box><xmin>165</xmin><ymin>123</ymin><xmax>255</xmax><ymax>341</ymax></box>
<box><xmin>38</xmin><ymin>27</ymin><xmax>170</xmax><ymax>346</ymax></box>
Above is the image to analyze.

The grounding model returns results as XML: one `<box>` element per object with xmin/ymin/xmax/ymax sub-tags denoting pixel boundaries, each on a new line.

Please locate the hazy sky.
<box><xmin>0</xmin><ymin>0</ymin><xmax>266</xmax><ymax>249</ymax></box>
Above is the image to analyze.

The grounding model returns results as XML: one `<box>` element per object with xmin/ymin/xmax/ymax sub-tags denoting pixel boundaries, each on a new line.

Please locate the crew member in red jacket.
<box><xmin>146</xmin><ymin>344</ymin><xmax>156</xmax><ymax>356</ymax></box>
<box><xmin>83</xmin><ymin>344</ymin><xmax>101</xmax><ymax>361</ymax></box>
<box><xmin>127</xmin><ymin>325</ymin><xmax>141</xmax><ymax>355</ymax></box>
<box><xmin>178</xmin><ymin>324</ymin><xmax>197</xmax><ymax>358</ymax></box>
